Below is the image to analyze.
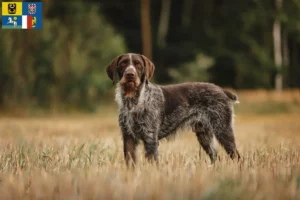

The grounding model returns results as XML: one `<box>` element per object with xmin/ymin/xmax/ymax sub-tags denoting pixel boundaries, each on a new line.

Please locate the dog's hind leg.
<box><xmin>214</xmin><ymin>125</ymin><xmax>240</xmax><ymax>161</ymax></box>
<box><xmin>193</xmin><ymin>123</ymin><xmax>218</xmax><ymax>164</ymax></box>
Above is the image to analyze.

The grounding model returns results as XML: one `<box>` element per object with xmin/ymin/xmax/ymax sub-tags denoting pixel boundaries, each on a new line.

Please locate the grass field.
<box><xmin>0</xmin><ymin>90</ymin><xmax>300</xmax><ymax>200</ymax></box>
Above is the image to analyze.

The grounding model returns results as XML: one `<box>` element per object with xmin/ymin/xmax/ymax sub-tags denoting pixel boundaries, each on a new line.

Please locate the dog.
<box><xmin>106</xmin><ymin>53</ymin><xmax>240</xmax><ymax>167</ymax></box>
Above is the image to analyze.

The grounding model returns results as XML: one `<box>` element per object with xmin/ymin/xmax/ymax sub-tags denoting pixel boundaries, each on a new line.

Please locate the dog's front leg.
<box><xmin>123</xmin><ymin>134</ymin><xmax>138</xmax><ymax>168</ymax></box>
<box><xmin>142</xmin><ymin>133</ymin><xmax>159</xmax><ymax>164</ymax></box>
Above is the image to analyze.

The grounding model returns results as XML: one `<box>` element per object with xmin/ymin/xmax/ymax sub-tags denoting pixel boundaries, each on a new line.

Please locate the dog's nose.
<box><xmin>125</xmin><ymin>71</ymin><xmax>135</xmax><ymax>78</ymax></box>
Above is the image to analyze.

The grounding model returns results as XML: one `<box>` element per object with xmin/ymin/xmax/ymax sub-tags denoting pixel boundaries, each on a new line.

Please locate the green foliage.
<box><xmin>168</xmin><ymin>53</ymin><xmax>214</xmax><ymax>83</ymax></box>
<box><xmin>0</xmin><ymin>1</ymin><xmax>126</xmax><ymax>110</ymax></box>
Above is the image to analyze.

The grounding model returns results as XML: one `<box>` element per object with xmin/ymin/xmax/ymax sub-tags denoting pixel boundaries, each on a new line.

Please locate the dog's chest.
<box><xmin>116</xmin><ymin>83</ymin><xmax>164</xmax><ymax>137</ymax></box>
<box><xmin>120</xmin><ymin>108</ymin><xmax>149</xmax><ymax>138</ymax></box>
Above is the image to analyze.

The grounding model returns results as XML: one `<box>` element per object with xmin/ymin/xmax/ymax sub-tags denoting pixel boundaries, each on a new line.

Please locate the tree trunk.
<box><xmin>141</xmin><ymin>0</ymin><xmax>152</xmax><ymax>59</ymax></box>
<box><xmin>157</xmin><ymin>0</ymin><xmax>171</xmax><ymax>48</ymax></box>
<box><xmin>273</xmin><ymin>0</ymin><xmax>283</xmax><ymax>90</ymax></box>
<box><xmin>282</xmin><ymin>32</ymin><xmax>289</xmax><ymax>87</ymax></box>
<box><xmin>181</xmin><ymin>0</ymin><xmax>194</xmax><ymax>26</ymax></box>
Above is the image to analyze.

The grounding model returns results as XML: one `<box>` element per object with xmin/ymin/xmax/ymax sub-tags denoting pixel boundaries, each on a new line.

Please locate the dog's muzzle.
<box><xmin>124</xmin><ymin>68</ymin><xmax>136</xmax><ymax>82</ymax></box>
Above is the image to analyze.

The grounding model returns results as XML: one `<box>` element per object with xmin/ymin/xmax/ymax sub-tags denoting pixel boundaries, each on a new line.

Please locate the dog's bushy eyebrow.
<box><xmin>133</xmin><ymin>60</ymin><xmax>142</xmax><ymax>64</ymax></box>
<box><xmin>120</xmin><ymin>59</ymin><xmax>129</xmax><ymax>63</ymax></box>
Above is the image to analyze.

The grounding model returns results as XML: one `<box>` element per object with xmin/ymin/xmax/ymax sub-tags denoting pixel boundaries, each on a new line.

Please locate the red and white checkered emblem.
<box><xmin>28</xmin><ymin>3</ymin><xmax>36</xmax><ymax>15</ymax></box>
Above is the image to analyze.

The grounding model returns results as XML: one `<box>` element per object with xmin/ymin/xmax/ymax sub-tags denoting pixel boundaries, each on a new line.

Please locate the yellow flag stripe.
<box><xmin>2</xmin><ymin>2</ymin><xmax>23</xmax><ymax>16</ymax></box>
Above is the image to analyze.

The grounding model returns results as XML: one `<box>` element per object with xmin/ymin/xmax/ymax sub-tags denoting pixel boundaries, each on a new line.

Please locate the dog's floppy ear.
<box><xmin>140</xmin><ymin>55</ymin><xmax>155</xmax><ymax>81</ymax></box>
<box><xmin>106</xmin><ymin>55</ymin><xmax>122</xmax><ymax>84</ymax></box>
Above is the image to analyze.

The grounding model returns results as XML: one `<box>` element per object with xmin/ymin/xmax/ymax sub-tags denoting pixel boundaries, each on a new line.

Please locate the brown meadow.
<box><xmin>0</xmin><ymin>90</ymin><xmax>300</xmax><ymax>200</ymax></box>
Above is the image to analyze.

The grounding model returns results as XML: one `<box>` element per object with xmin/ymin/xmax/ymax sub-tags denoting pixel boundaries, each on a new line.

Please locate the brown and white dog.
<box><xmin>106</xmin><ymin>53</ymin><xmax>240</xmax><ymax>167</ymax></box>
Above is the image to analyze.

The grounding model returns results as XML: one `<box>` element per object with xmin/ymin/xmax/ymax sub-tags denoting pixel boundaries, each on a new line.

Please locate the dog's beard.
<box><xmin>120</xmin><ymin>79</ymin><xmax>141</xmax><ymax>98</ymax></box>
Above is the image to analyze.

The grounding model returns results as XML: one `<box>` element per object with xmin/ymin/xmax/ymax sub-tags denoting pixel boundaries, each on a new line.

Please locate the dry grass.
<box><xmin>0</xmin><ymin>91</ymin><xmax>300</xmax><ymax>200</ymax></box>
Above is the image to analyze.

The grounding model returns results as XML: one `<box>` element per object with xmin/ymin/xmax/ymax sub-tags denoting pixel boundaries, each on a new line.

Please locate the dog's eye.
<box><xmin>134</xmin><ymin>61</ymin><xmax>141</xmax><ymax>68</ymax></box>
<box><xmin>120</xmin><ymin>61</ymin><xmax>129</xmax><ymax>67</ymax></box>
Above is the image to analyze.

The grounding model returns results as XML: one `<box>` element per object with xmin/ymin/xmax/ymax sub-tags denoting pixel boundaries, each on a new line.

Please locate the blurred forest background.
<box><xmin>0</xmin><ymin>0</ymin><xmax>300</xmax><ymax>111</ymax></box>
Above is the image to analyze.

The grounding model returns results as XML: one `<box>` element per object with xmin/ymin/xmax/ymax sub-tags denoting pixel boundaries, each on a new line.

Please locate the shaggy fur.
<box><xmin>106</xmin><ymin>53</ymin><xmax>240</xmax><ymax>167</ymax></box>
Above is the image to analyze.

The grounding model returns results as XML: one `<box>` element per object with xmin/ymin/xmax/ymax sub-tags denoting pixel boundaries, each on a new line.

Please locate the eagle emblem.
<box><xmin>28</xmin><ymin>3</ymin><xmax>36</xmax><ymax>15</ymax></box>
<box><xmin>8</xmin><ymin>3</ymin><xmax>17</xmax><ymax>14</ymax></box>
<box><xmin>32</xmin><ymin>17</ymin><xmax>37</xmax><ymax>28</ymax></box>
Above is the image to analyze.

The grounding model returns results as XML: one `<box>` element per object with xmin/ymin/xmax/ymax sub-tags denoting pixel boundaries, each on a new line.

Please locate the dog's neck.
<box><xmin>115</xmin><ymin>81</ymin><xmax>148</xmax><ymax>110</ymax></box>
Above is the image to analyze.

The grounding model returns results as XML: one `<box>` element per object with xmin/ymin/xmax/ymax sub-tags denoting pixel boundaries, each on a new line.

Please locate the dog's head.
<box><xmin>106</xmin><ymin>53</ymin><xmax>155</xmax><ymax>97</ymax></box>
<box><xmin>8</xmin><ymin>3</ymin><xmax>17</xmax><ymax>14</ymax></box>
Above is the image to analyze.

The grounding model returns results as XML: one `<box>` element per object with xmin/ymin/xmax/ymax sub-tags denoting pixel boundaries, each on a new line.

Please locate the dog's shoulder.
<box><xmin>159</xmin><ymin>83</ymin><xmax>193</xmax><ymax>115</ymax></box>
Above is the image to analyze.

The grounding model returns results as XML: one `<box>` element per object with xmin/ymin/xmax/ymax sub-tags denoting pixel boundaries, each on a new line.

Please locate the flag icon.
<box><xmin>2</xmin><ymin>2</ymin><xmax>42</xmax><ymax>29</ymax></box>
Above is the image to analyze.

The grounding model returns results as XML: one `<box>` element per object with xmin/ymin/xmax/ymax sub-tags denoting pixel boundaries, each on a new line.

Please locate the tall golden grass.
<box><xmin>0</xmin><ymin>90</ymin><xmax>300</xmax><ymax>200</ymax></box>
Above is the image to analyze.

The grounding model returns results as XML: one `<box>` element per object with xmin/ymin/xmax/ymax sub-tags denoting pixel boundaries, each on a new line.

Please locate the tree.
<box><xmin>157</xmin><ymin>0</ymin><xmax>171</xmax><ymax>48</ymax></box>
<box><xmin>141</xmin><ymin>0</ymin><xmax>152</xmax><ymax>59</ymax></box>
<box><xmin>273</xmin><ymin>0</ymin><xmax>283</xmax><ymax>90</ymax></box>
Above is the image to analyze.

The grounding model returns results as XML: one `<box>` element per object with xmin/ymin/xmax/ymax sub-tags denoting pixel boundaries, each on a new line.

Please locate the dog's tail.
<box><xmin>223</xmin><ymin>90</ymin><xmax>239</xmax><ymax>104</ymax></box>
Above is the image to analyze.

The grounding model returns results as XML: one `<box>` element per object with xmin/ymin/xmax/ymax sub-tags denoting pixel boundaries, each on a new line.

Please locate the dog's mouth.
<box><xmin>126</xmin><ymin>80</ymin><xmax>135</xmax><ymax>87</ymax></box>
<box><xmin>123</xmin><ymin>77</ymin><xmax>138</xmax><ymax>86</ymax></box>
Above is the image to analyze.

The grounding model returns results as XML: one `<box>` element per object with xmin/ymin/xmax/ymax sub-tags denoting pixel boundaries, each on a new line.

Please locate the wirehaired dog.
<box><xmin>106</xmin><ymin>53</ymin><xmax>240</xmax><ymax>166</ymax></box>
